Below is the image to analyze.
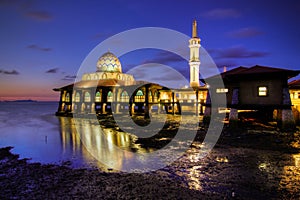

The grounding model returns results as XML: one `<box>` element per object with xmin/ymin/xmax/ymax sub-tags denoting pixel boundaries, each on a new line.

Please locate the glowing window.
<box><xmin>149</xmin><ymin>91</ymin><xmax>152</xmax><ymax>102</ymax></box>
<box><xmin>258</xmin><ymin>87</ymin><xmax>268</xmax><ymax>96</ymax></box>
<box><xmin>107</xmin><ymin>91</ymin><xmax>113</xmax><ymax>102</ymax></box>
<box><xmin>216</xmin><ymin>88</ymin><xmax>228</xmax><ymax>93</ymax></box>
<box><xmin>84</xmin><ymin>92</ymin><xmax>91</xmax><ymax>102</ymax></box>
<box><xmin>95</xmin><ymin>91</ymin><xmax>101</xmax><ymax>102</ymax></box>
<box><xmin>136</xmin><ymin>90</ymin><xmax>143</xmax><ymax>96</ymax></box>
<box><xmin>121</xmin><ymin>91</ymin><xmax>129</xmax><ymax>102</ymax></box>
<box><xmin>65</xmin><ymin>93</ymin><xmax>70</xmax><ymax>102</ymax></box>
<box><xmin>135</xmin><ymin>90</ymin><xmax>145</xmax><ymax>102</ymax></box>
<box><xmin>75</xmin><ymin>93</ymin><xmax>80</xmax><ymax>102</ymax></box>
<box><xmin>154</xmin><ymin>91</ymin><xmax>158</xmax><ymax>102</ymax></box>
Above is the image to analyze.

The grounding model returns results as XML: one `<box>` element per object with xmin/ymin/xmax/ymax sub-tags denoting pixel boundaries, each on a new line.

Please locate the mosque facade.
<box><xmin>54</xmin><ymin>20</ymin><xmax>299</xmax><ymax>128</ymax></box>
<box><xmin>54</xmin><ymin>20</ymin><xmax>207</xmax><ymax>117</ymax></box>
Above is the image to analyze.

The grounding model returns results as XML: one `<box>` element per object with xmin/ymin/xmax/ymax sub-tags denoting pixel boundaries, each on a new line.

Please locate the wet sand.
<box><xmin>1</xmin><ymin>120</ymin><xmax>300</xmax><ymax>199</ymax></box>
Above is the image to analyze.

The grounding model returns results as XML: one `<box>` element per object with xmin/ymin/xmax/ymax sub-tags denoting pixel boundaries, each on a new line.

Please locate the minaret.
<box><xmin>189</xmin><ymin>20</ymin><xmax>201</xmax><ymax>87</ymax></box>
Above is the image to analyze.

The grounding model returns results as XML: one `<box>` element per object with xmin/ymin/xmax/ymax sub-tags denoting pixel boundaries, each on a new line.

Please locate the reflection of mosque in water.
<box><xmin>58</xmin><ymin>117</ymin><xmax>154</xmax><ymax>170</ymax></box>
<box><xmin>54</xmin><ymin>20</ymin><xmax>207</xmax><ymax>117</ymax></box>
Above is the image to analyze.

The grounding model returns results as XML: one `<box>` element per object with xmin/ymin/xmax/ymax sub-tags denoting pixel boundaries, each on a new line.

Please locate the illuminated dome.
<box><xmin>96</xmin><ymin>52</ymin><xmax>122</xmax><ymax>73</ymax></box>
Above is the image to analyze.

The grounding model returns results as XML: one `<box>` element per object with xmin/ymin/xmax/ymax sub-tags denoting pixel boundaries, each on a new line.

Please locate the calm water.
<box><xmin>0</xmin><ymin>102</ymin><xmax>130</xmax><ymax>169</ymax></box>
<box><xmin>0</xmin><ymin>102</ymin><xmax>195</xmax><ymax>171</ymax></box>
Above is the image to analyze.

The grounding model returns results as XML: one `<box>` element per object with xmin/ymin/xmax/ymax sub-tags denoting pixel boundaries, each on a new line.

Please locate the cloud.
<box><xmin>62</xmin><ymin>75</ymin><xmax>76</xmax><ymax>81</ymax></box>
<box><xmin>127</xmin><ymin>64</ymin><xmax>189</xmax><ymax>88</ymax></box>
<box><xmin>27</xmin><ymin>44</ymin><xmax>52</xmax><ymax>52</ymax></box>
<box><xmin>209</xmin><ymin>46</ymin><xmax>269</xmax><ymax>59</ymax></box>
<box><xmin>0</xmin><ymin>69</ymin><xmax>20</xmax><ymax>75</ymax></box>
<box><xmin>202</xmin><ymin>8</ymin><xmax>241</xmax><ymax>19</ymax></box>
<box><xmin>45</xmin><ymin>68</ymin><xmax>59</xmax><ymax>73</ymax></box>
<box><xmin>141</xmin><ymin>51</ymin><xmax>185</xmax><ymax>65</ymax></box>
<box><xmin>25</xmin><ymin>11</ymin><xmax>53</xmax><ymax>21</ymax></box>
<box><xmin>92</xmin><ymin>32</ymin><xmax>113</xmax><ymax>40</ymax></box>
<box><xmin>0</xmin><ymin>0</ymin><xmax>53</xmax><ymax>21</ymax></box>
<box><xmin>227</xmin><ymin>27</ymin><xmax>264</xmax><ymax>38</ymax></box>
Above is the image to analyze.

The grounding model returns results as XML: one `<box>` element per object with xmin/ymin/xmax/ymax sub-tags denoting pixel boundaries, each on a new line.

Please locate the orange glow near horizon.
<box><xmin>0</xmin><ymin>94</ymin><xmax>60</xmax><ymax>101</ymax></box>
<box><xmin>0</xmin><ymin>80</ymin><xmax>61</xmax><ymax>101</ymax></box>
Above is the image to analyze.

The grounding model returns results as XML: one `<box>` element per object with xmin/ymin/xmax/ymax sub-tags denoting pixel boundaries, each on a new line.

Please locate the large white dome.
<box><xmin>96</xmin><ymin>52</ymin><xmax>122</xmax><ymax>73</ymax></box>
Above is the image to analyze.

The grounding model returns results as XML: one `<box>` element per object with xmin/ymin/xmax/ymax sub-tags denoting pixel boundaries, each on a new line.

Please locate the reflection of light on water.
<box><xmin>58</xmin><ymin>117</ymin><xmax>147</xmax><ymax>170</ymax></box>
<box><xmin>293</xmin><ymin>154</ymin><xmax>300</xmax><ymax>167</ymax></box>
<box><xmin>279</xmin><ymin>154</ymin><xmax>300</xmax><ymax>194</ymax></box>
<box><xmin>216</xmin><ymin>156</ymin><xmax>229</xmax><ymax>163</ymax></box>
<box><xmin>106</xmin><ymin>131</ymin><xmax>114</xmax><ymax>151</ymax></box>
<box><xmin>59</xmin><ymin>117</ymin><xmax>82</xmax><ymax>153</ymax></box>
<box><xmin>258</xmin><ymin>162</ymin><xmax>269</xmax><ymax>171</ymax></box>
<box><xmin>192</xmin><ymin>142</ymin><xmax>205</xmax><ymax>149</ymax></box>
<box><xmin>187</xmin><ymin>166</ymin><xmax>203</xmax><ymax>190</ymax></box>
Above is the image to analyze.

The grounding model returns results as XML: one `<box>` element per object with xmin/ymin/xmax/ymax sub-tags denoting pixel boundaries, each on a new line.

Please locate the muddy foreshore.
<box><xmin>1</xmin><ymin>118</ymin><xmax>300</xmax><ymax>199</ymax></box>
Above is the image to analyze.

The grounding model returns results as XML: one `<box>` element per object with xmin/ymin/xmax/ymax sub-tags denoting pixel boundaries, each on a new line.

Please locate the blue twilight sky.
<box><xmin>0</xmin><ymin>0</ymin><xmax>300</xmax><ymax>101</ymax></box>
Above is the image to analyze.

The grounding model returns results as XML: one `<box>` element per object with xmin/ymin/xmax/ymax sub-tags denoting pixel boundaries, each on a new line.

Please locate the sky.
<box><xmin>0</xmin><ymin>0</ymin><xmax>300</xmax><ymax>101</ymax></box>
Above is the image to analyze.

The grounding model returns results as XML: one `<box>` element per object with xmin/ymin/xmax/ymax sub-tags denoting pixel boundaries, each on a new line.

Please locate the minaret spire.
<box><xmin>192</xmin><ymin>19</ymin><xmax>198</xmax><ymax>38</ymax></box>
<box><xmin>189</xmin><ymin>19</ymin><xmax>201</xmax><ymax>88</ymax></box>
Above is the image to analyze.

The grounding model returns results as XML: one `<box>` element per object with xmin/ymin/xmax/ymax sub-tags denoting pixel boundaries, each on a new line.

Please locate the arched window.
<box><xmin>135</xmin><ymin>89</ymin><xmax>145</xmax><ymax>102</ymax></box>
<box><xmin>136</xmin><ymin>90</ymin><xmax>143</xmax><ymax>96</ymax></box>
<box><xmin>84</xmin><ymin>92</ymin><xmax>91</xmax><ymax>102</ymax></box>
<box><xmin>120</xmin><ymin>91</ymin><xmax>129</xmax><ymax>102</ymax></box>
<box><xmin>75</xmin><ymin>92</ymin><xmax>80</xmax><ymax>102</ymax></box>
<box><xmin>192</xmin><ymin>68</ymin><xmax>195</xmax><ymax>81</ymax></box>
<box><xmin>102</xmin><ymin>73</ymin><xmax>107</xmax><ymax>79</ymax></box>
<box><xmin>65</xmin><ymin>93</ymin><xmax>70</xmax><ymax>102</ymax></box>
<box><xmin>86</xmin><ymin>75</ymin><xmax>91</xmax><ymax>80</ymax></box>
<box><xmin>148</xmin><ymin>91</ymin><xmax>152</xmax><ymax>102</ymax></box>
<box><xmin>107</xmin><ymin>91</ymin><xmax>113</xmax><ymax>102</ymax></box>
<box><xmin>95</xmin><ymin>91</ymin><xmax>101</xmax><ymax>102</ymax></box>
<box><xmin>94</xmin><ymin>74</ymin><xmax>99</xmax><ymax>80</ymax></box>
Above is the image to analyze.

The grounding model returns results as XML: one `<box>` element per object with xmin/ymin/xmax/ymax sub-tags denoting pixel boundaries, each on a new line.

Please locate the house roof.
<box><xmin>204</xmin><ymin>65</ymin><xmax>300</xmax><ymax>82</ymax></box>
<box><xmin>289</xmin><ymin>79</ymin><xmax>300</xmax><ymax>89</ymax></box>
<box><xmin>232</xmin><ymin>65</ymin><xmax>295</xmax><ymax>75</ymax></box>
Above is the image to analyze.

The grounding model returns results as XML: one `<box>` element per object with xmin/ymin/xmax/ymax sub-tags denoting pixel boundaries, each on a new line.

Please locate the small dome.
<box><xmin>96</xmin><ymin>52</ymin><xmax>122</xmax><ymax>73</ymax></box>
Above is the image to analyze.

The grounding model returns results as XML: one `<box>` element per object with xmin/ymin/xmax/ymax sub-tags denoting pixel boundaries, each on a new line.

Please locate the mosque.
<box><xmin>54</xmin><ymin>20</ymin><xmax>207</xmax><ymax>116</ymax></box>
<box><xmin>54</xmin><ymin>20</ymin><xmax>299</xmax><ymax>129</ymax></box>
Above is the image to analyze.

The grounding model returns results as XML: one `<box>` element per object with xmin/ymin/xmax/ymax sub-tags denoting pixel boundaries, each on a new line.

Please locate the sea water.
<box><xmin>0</xmin><ymin>102</ymin><xmax>101</xmax><ymax>168</ymax></box>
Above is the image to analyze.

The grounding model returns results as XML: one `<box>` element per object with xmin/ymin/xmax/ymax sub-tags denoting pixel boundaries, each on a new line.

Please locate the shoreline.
<box><xmin>1</xmin><ymin>123</ymin><xmax>300</xmax><ymax>199</ymax></box>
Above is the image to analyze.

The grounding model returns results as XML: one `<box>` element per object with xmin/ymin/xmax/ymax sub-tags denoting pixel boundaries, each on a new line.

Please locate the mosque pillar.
<box><xmin>171</xmin><ymin>91</ymin><xmax>175</xmax><ymax>115</ymax></box>
<box><xmin>281</xmin><ymin>87</ymin><xmax>295</xmax><ymax>130</ymax></box>
<box><xmin>113</xmin><ymin>88</ymin><xmax>121</xmax><ymax>114</ymax></box>
<box><xmin>57</xmin><ymin>90</ymin><xmax>64</xmax><ymax>112</ymax></box>
<box><xmin>144</xmin><ymin>86</ymin><xmax>150</xmax><ymax>118</ymax></box>
<box><xmin>200</xmin><ymin>99</ymin><xmax>204</xmax><ymax>115</ymax></box>
<box><xmin>229</xmin><ymin>88</ymin><xmax>239</xmax><ymax>127</ymax></box>
<box><xmin>195</xmin><ymin>89</ymin><xmax>199</xmax><ymax>116</ymax></box>
<box><xmin>203</xmin><ymin>91</ymin><xmax>212</xmax><ymax>125</ymax></box>
<box><xmin>90</xmin><ymin>90</ymin><xmax>95</xmax><ymax>114</ymax></box>
<box><xmin>131</xmin><ymin>103</ymin><xmax>135</xmax><ymax>116</ymax></box>
<box><xmin>91</xmin><ymin>103</ymin><xmax>95</xmax><ymax>114</ymax></box>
